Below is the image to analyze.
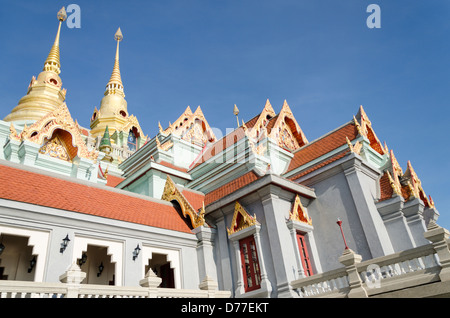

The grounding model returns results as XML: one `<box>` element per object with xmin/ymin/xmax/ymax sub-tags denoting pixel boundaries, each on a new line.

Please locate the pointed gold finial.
<box><xmin>233</xmin><ymin>104</ymin><xmax>240</xmax><ymax>128</ymax></box>
<box><xmin>114</xmin><ymin>27</ymin><xmax>123</xmax><ymax>42</ymax></box>
<box><xmin>106</xmin><ymin>27</ymin><xmax>124</xmax><ymax>95</ymax></box>
<box><xmin>43</xmin><ymin>7</ymin><xmax>67</xmax><ymax>74</ymax></box>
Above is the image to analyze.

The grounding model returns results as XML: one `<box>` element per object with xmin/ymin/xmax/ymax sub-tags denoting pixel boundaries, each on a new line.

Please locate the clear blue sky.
<box><xmin>1</xmin><ymin>1</ymin><xmax>449</xmax><ymax>229</ymax></box>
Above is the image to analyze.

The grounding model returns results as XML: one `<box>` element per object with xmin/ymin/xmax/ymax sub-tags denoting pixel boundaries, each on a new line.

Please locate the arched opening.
<box><xmin>39</xmin><ymin>129</ymin><xmax>78</xmax><ymax>162</ymax></box>
<box><xmin>0</xmin><ymin>234</ymin><xmax>37</xmax><ymax>281</ymax></box>
<box><xmin>76</xmin><ymin>245</ymin><xmax>115</xmax><ymax>285</ymax></box>
<box><xmin>145</xmin><ymin>253</ymin><xmax>175</xmax><ymax>288</ymax></box>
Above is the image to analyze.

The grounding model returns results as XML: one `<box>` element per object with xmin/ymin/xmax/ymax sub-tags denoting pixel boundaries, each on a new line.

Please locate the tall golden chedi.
<box><xmin>3</xmin><ymin>7</ymin><xmax>68</xmax><ymax>124</ymax></box>
<box><xmin>90</xmin><ymin>28</ymin><xmax>146</xmax><ymax>158</ymax></box>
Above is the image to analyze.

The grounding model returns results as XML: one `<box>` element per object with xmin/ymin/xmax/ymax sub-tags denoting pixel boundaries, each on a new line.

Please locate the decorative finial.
<box><xmin>105</xmin><ymin>27</ymin><xmax>124</xmax><ymax>95</ymax></box>
<box><xmin>233</xmin><ymin>104</ymin><xmax>240</xmax><ymax>128</ymax></box>
<box><xmin>57</xmin><ymin>7</ymin><xmax>67</xmax><ymax>22</ymax></box>
<box><xmin>43</xmin><ymin>7</ymin><xmax>67</xmax><ymax>74</ymax></box>
<box><xmin>114</xmin><ymin>27</ymin><xmax>123</xmax><ymax>42</ymax></box>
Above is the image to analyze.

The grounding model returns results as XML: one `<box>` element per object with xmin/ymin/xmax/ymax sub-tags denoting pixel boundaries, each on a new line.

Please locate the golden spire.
<box><xmin>43</xmin><ymin>7</ymin><xmax>67</xmax><ymax>74</ymax></box>
<box><xmin>105</xmin><ymin>28</ymin><xmax>124</xmax><ymax>95</ymax></box>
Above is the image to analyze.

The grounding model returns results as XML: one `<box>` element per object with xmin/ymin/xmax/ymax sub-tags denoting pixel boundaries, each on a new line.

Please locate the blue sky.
<box><xmin>1</xmin><ymin>1</ymin><xmax>449</xmax><ymax>229</ymax></box>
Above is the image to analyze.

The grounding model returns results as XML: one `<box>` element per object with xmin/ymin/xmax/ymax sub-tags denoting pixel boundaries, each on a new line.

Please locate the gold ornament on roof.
<box><xmin>39</xmin><ymin>135</ymin><xmax>70</xmax><ymax>161</ymax></box>
<box><xmin>403</xmin><ymin>160</ymin><xmax>434</xmax><ymax>208</ymax></box>
<box><xmin>11</xmin><ymin>103</ymin><xmax>99</xmax><ymax>161</ymax></box>
<box><xmin>160</xmin><ymin>106</ymin><xmax>216</xmax><ymax>146</ymax></box>
<box><xmin>161</xmin><ymin>176</ymin><xmax>205</xmax><ymax>228</ymax></box>
<box><xmin>289</xmin><ymin>195</ymin><xmax>312</xmax><ymax>225</ymax></box>
<box><xmin>386</xmin><ymin>170</ymin><xmax>402</xmax><ymax>197</ymax></box>
<box><xmin>227</xmin><ymin>201</ymin><xmax>259</xmax><ymax>236</ymax></box>
<box><xmin>353</xmin><ymin>106</ymin><xmax>386</xmax><ymax>155</ymax></box>
<box><xmin>234</xmin><ymin>104</ymin><xmax>240</xmax><ymax>128</ymax></box>
<box><xmin>346</xmin><ymin>137</ymin><xmax>362</xmax><ymax>155</ymax></box>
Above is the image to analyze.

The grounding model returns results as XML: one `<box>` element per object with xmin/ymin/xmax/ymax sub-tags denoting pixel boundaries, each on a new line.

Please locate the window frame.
<box><xmin>296</xmin><ymin>232</ymin><xmax>313</xmax><ymax>277</ymax></box>
<box><xmin>239</xmin><ymin>235</ymin><xmax>262</xmax><ymax>292</ymax></box>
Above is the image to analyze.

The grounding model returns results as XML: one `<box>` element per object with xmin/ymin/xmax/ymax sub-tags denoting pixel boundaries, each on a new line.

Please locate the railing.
<box><xmin>111</xmin><ymin>144</ymin><xmax>134</xmax><ymax>161</ymax></box>
<box><xmin>291</xmin><ymin>220</ymin><xmax>450</xmax><ymax>298</ymax></box>
<box><xmin>0</xmin><ymin>264</ymin><xmax>230</xmax><ymax>299</ymax></box>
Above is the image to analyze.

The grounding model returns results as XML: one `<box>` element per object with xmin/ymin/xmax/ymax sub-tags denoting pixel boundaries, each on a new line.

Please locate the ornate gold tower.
<box><xmin>3</xmin><ymin>7</ymin><xmax>68</xmax><ymax>124</ymax></box>
<box><xmin>90</xmin><ymin>28</ymin><xmax>145</xmax><ymax>150</ymax></box>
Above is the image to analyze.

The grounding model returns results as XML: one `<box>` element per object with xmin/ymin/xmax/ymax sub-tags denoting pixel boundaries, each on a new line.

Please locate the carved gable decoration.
<box><xmin>227</xmin><ymin>201</ymin><xmax>259</xmax><ymax>236</ymax></box>
<box><xmin>268</xmin><ymin>100</ymin><xmax>308</xmax><ymax>151</ymax></box>
<box><xmin>346</xmin><ymin>137</ymin><xmax>363</xmax><ymax>155</ymax></box>
<box><xmin>38</xmin><ymin>129</ymin><xmax>78</xmax><ymax>162</ymax></box>
<box><xmin>161</xmin><ymin>176</ymin><xmax>205</xmax><ymax>228</ymax></box>
<box><xmin>160</xmin><ymin>106</ymin><xmax>216</xmax><ymax>146</ymax></box>
<box><xmin>388</xmin><ymin>149</ymin><xmax>403</xmax><ymax>195</ymax></box>
<box><xmin>289</xmin><ymin>195</ymin><xmax>312</xmax><ymax>225</ymax></box>
<box><xmin>39</xmin><ymin>135</ymin><xmax>71</xmax><ymax>161</ymax></box>
<box><xmin>403</xmin><ymin>161</ymin><xmax>434</xmax><ymax>208</ymax></box>
<box><xmin>243</xmin><ymin>99</ymin><xmax>276</xmax><ymax>148</ymax></box>
<box><xmin>354</xmin><ymin>106</ymin><xmax>386</xmax><ymax>156</ymax></box>
<box><xmin>10</xmin><ymin>103</ymin><xmax>99</xmax><ymax>161</ymax></box>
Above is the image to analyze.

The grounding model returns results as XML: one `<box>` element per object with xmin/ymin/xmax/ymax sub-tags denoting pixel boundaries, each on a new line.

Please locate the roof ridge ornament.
<box><xmin>161</xmin><ymin>176</ymin><xmax>205</xmax><ymax>228</ymax></box>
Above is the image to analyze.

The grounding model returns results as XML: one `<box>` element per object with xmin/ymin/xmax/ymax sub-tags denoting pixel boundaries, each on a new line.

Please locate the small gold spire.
<box><xmin>43</xmin><ymin>7</ymin><xmax>67</xmax><ymax>74</ymax></box>
<box><xmin>106</xmin><ymin>28</ymin><xmax>124</xmax><ymax>94</ymax></box>
<box><xmin>233</xmin><ymin>104</ymin><xmax>240</xmax><ymax>128</ymax></box>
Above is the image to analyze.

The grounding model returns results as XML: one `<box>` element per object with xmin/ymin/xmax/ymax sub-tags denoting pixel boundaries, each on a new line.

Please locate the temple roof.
<box><xmin>285</xmin><ymin>121</ymin><xmax>358</xmax><ymax>177</ymax></box>
<box><xmin>0</xmin><ymin>162</ymin><xmax>193</xmax><ymax>234</ymax></box>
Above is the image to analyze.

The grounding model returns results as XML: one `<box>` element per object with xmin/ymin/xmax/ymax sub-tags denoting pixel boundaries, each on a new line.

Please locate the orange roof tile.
<box><xmin>106</xmin><ymin>174</ymin><xmax>125</xmax><ymax>187</ymax></box>
<box><xmin>288</xmin><ymin>149</ymin><xmax>350</xmax><ymax>181</ymax></box>
<box><xmin>181</xmin><ymin>189</ymin><xmax>205</xmax><ymax>212</ymax></box>
<box><xmin>204</xmin><ymin>171</ymin><xmax>260</xmax><ymax>205</ymax></box>
<box><xmin>0</xmin><ymin>164</ymin><xmax>193</xmax><ymax>234</ymax></box>
<box><xmin>378</xmin><ymin>172</ymin><xmax>394</xmax><ymax>202</ymax></box>
<box><xmin>286</xmin><ymin>122</ymin><xmax>358</xmax><ymax>174</ymax></box>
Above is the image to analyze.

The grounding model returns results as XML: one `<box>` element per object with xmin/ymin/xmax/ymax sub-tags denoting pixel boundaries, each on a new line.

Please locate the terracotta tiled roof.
<box><xmin>181</xmin><ymin>189</ymin><xmax>205</xmax><ymax>212</ymax></box>
<box><xmin>106</xmin><ymin>174</ymin><xmax>125</xmax><ymax>187</ymax></box>
<box><xmin>288</xmin><ymin>149</ymin><xmax>350</xmax><ymax>181</ymax></box>
<box><xmin>0</xmin><ymin>164</ymin><xmax>193</xmax><ymax>234</ymax></box>
<box><xmin>204</xmin><ymin>171</ymin><xmax>261</xmax><ymax>205</ymax></box>
<box><xmin>378</xmin><ymin>172</ymin><xmax>394</xmax><ymax>202</ymax></box>
<box><xmin>286</xmin><ymin>122</ymin><xmax>358</xmax><ymax>174</ymax></box>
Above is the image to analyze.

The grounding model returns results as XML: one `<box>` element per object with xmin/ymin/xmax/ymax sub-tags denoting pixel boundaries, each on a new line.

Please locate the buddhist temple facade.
<box><xmin>0</xmin><ymin>8</ymin><xmax>446</xmax><ymax>298</ymax></box>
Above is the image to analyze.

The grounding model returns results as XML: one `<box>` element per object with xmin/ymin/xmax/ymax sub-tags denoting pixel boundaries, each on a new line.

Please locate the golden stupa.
<box><xmin>3</xmin><ymin>7</ymin><xmax>68</xmax><ymax>124</ymax></box>
<box><xmin>90</xmin><ymin>27</ymin><xmax>130</xmax><ymax>139</ymax></box>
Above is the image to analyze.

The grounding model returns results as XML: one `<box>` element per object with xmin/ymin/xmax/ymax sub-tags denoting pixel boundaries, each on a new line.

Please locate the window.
<box><xmin>239</xmin><ymin>236</ymin><xmax>261</xmax><ymax>292</ymax></box>
<box><xmin>127</xmin><ymin>130</ymin><xmax>137</xmax><ymax>151</ymax></box>
<box><xmin>296</xmin><ymin>232</ymin><xmax>313</xmax><ymax>276</ymax></box>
